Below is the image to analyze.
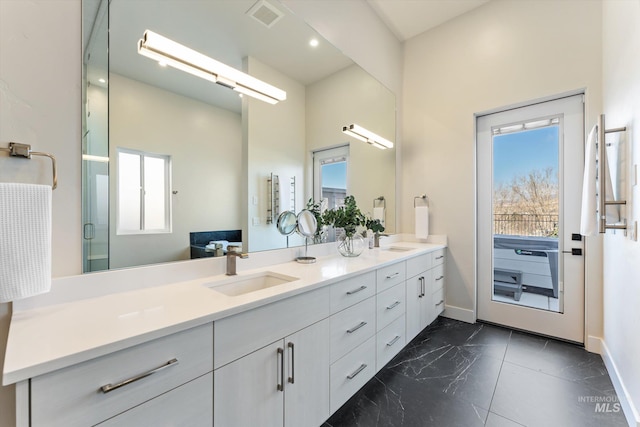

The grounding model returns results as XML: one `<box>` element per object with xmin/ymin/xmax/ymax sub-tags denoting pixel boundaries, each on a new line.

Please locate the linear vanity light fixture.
<box><xmin>342</xmin><ymin>124</ymin><xmax>394</xmax><ymax>149</ymax></box>
<box><xmin>137</xmin><ymin>30</ymin><xmax>286</xmax><ymax>105</ymax></box>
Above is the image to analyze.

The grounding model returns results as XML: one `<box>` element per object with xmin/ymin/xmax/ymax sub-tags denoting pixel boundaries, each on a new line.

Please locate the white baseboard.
<box><xmin>442</xmin><ymin>304</ymin><xmax>475</xmax><ymax>324</ymax></box>
<box><xmin>586</xmin><ymin>335</ymin><xmax>603</xmax><ymax>354</ymax></box>
<box><xmin>601</xmin><ymin>339</ymin><xmax>640</xmax><ymax>427</ymax></box>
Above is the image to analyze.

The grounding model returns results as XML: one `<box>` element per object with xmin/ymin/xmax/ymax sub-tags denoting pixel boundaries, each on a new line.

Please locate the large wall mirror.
<box><xmin>82</xmin><ymin>0</ymin><xmax>396</xmax><ymax>272</ymax></box>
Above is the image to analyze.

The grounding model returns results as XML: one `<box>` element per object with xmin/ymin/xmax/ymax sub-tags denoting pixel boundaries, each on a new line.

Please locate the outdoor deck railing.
<box><xmin>493</xmin><ymin>213</ymin><xmax>558</xmax><ymax>237</ymax></box>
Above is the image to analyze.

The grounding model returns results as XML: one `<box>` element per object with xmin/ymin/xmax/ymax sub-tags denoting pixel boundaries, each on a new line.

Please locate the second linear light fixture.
<box><xmin>137</xmin><ymin>30</ymin><xmax>287</xmax><ymax>105</ymax></box>
<box><xmin>342</xmin><ymin>124</ymin><xmax>394</xmax><ymax>149</ymax></box>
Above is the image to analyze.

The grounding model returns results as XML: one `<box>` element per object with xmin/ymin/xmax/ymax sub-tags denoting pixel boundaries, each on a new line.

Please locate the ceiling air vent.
<box><xmin>247</xmin><ymin>0</ymin><xmax>284</xmax><ymax>29</ymax></box>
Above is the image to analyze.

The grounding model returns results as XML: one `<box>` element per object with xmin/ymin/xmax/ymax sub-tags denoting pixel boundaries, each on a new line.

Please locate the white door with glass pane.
<box><xmin>477</xmin><ymin>94</ymin><xmax>585</xmax><ymax>343</ymax></box>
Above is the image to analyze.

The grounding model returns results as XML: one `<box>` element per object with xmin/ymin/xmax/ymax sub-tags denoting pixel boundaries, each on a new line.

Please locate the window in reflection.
<box><xmin>117</xmin><ymin>148</ymin><xmax>172</xmax><ymax>234</ymax></box>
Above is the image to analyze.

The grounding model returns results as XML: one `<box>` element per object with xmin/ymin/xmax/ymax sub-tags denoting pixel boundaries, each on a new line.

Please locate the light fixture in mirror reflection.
<box><xmin>81</xmin><ymin>0</ymin><xmax>396</xmax><ymax>273</ymax></box>
<box><xmin>342</xmin><ymin>123</ymin><xmax>394</xmax><ymax>149</ymax></box>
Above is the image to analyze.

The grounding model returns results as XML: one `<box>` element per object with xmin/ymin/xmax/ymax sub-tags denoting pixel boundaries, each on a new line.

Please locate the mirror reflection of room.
<box><xmin>82</xmin><ymin>0</ymin><xmax>396</xmax><ymax>272</ymax></box>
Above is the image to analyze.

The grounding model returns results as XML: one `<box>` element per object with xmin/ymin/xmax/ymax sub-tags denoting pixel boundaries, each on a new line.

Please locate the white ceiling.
<box><xmin>367</xmin><ymin>0</ymin><xmax>490</xmax><ymax>41</ymax></box>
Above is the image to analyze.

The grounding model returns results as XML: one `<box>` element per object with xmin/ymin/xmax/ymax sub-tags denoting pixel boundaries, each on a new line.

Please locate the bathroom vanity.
<box><xmin>3</xmin><ymin>240</ymin><xmax>446</xmax><ymax>427</ymax></box>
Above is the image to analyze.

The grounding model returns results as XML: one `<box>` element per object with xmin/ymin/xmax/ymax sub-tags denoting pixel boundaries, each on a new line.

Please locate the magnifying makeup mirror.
<box><xmin>295</xmin><ymin>210</ymin><xmax>317</xmax><ymax>264</ymax></box>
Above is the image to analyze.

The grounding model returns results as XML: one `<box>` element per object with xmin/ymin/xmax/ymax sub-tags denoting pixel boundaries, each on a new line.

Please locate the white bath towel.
<box><xmin>373</xmin><ymin>206</ymin><xmax>385</xmax><ymax>227</ymax></box>
<box><xmin>415</xmin><ymin>206</ymin><xmax>429</xmax><ymax>240</ymax></box>
<box><xmin>0</xmin><ymin>183</ymin><xmax>52</xmax><ymax>302</ymax></box>
<box><xmin>580</xmin><ymin>125</ymin><xmax>598</xmax><ymax>236</ymax></box>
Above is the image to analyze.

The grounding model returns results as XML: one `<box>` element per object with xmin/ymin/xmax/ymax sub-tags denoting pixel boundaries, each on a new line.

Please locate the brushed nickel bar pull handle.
<box><xmin>347</xmin><ymin>364</ymin><xmax>367</xmax><ymax>380</ymax></box>
<box><xmin>346</xmin><ymin>285</ymin><xmax>367</xmax><ymax>295</ymax></box>
<box><xmin>347</xmin><ymin>321</ymin><xmax>367</xmax><ymax>334</ymax></box>
<box><xmin>386</xmin><ymin>335</ymin><xmax>401</xmax><ymax>347</ymax></box>
<box><xmin>100</xmin><ymin>358</ymin><xmax>178</xmax><ymax>394</ymax></box>
<box><xmin>385</xmin><ymin>272</ymin><xmax>400</xmax><ymax>279</ymax></box>
<box><xmin>436</xmin><ymin>300</ymin><xmax>444</xmax><ymax>307</ymax></box>
<box><xmin>386</xmin><ymin>301</ymin><xmax>401</xmax><ymax>310</ymax></box>
<box><xmin>277</xmin><ymin>348</ymin><xmax>284</xmax><ymax>392</ymax></box>
<box><xmin>287</xmin><ymin>342</ymin><xmax>295</xmax><ymax>384</ymax></box>
<box><xmin>435</xmin><ymin>276</ymin><xmax>444</xmax><ymax>281</ymax></box>
<box><xmin>420</xmin><ymin>277</ymin><xmax>426</xmax><ymax>297</ymax></box>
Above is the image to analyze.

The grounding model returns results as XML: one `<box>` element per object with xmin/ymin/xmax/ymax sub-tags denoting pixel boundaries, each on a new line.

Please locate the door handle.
<box><xmin>562</xmin><ymin>248</ymin><xmax>582</xmax><ymax>255</ymax></box>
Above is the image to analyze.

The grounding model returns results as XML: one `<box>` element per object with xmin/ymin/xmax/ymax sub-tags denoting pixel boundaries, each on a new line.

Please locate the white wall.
<box><xmin>602</xmin><ymin>0</ymin><xmax>640</xmax><ymax>424</ymax></box>
<box><xmin>306</xmin><ymin>64</ymin><xmax>396</xmax><ymax>231</ymax></box>
<box><xmin>109</xmin><ymin>74</ymin><xmax>242</xmax><ymax>268</ymax></box>
<box><xmin>245</xmin><ymin>57</ymin><xmax>307</xmax><ymax>252</ymax></box>
<box><xmin>0</xmin><ymin>1</ymin><xmax>81</xmax><ymax>425</ymax></box>
<box><xmin>402</xmin><ymin>0</ymin><xmax>603</xmax><ymax>327</ymax></box>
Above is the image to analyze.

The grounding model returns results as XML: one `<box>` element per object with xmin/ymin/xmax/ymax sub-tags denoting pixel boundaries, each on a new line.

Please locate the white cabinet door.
<box><xmin>284</xmin><ymin>319</ymin><xmax>330</xmax><ymax>427</ymax></box>
<box><xmin>406</xmin><ymin>272</ymin><xmax>429</xmax><ymax>341</ymax></box>
<box><xmin>214</xmin><ymin>341</ymin><xmax>284</xmax><ymax>427</ymax></box>
<box><xmin>97</xmin><ymin>373</ymin><xmax>213</xmax><ymax>427</ymax></box>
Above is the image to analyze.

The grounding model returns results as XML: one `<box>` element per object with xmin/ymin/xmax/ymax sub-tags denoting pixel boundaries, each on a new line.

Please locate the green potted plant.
<box><xmin>322</xmin><ymin>195</ymin><xmax>367</xmax><ymax>257</ymax></box>
<box><xmin>365</xmin><ymin>217</ymin><xmax>386</xmax><ymax>247</ymax></box>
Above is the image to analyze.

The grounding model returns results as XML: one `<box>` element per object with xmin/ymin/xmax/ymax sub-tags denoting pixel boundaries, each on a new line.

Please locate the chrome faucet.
<box><xmin>226</xmin><ymin>245</ymin><xmax>248</xmax><ymax>276</ymax></box>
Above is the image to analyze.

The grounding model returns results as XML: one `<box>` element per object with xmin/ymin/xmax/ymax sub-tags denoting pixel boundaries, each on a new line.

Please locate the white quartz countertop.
<box><xmin>3</xmin><ymin>241</ymin><xmax>445</xmax><ymax>385</ymax></box>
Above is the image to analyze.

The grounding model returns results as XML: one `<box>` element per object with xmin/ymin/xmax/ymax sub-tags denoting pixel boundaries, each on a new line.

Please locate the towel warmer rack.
<box><xmin>0</xmin><ymin>142</ymin><xmax>57</xmax><ymax>190</ymax></box>
<box><xmin>598</xmin><ymin>114</ymin><xmax>626</xmax><ymax>233</ymax></box>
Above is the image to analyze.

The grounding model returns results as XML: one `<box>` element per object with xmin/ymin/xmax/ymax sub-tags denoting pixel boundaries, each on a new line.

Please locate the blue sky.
<box><xmin>493</xmin><ymin>126</ymin><xmax>559</xmax><ymax>185</ymax></box>
<box><xmin>322</xmin><ymin>162</ymin><xmax>347</xmax><ymax>189</ymax></box>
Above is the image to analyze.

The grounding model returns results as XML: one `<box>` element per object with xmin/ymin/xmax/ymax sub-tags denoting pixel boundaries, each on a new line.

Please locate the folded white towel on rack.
<box><xmin>415</xmin><ymin>206</ymin><xmax>429</xmax><ymax>240</ymax></box>
<box><xmin>580</xmin><ymin>125</ymin><xmax>598</xmax><ymax>236</ymax></box>
<box><xmin>0</xmin><ymin>183</ymin><xmax>52</xmax><ymax>302</ymax></box>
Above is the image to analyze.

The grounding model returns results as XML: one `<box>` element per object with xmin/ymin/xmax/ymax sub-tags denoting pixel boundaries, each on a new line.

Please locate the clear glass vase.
<box><xmin>336</xmin><ymin>233</ymin><xmax>366</xmax><ymax>257</ymax></box>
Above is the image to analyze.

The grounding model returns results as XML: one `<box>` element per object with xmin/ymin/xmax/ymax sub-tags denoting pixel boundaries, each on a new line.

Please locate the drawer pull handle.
<box><xmin>347</xmin><ymin>321</ymin><xmax>367</xmax><ymax>334</ymax></box>
<box><xmin>386</xmin><ymin>335</ymin><xmax>401</xmax><ymax>347</ymax></box>
<box><xmin>346</xmin><ymin>285</ymin><xmax>367</xmax><ymax>295</ymax></box>
<box><xmin>277</xmin><ymin>348</ymin><xmax>284</xmax><ymax>392</ymax></box>
<box><xmin>436</xmin><ymin>255</ymin><xmax>444</xmax><ymax>260</ymax></box>
<box><xmin>435</xmin><ymin>300</ymin><xmax>444</xmax><ymax>307</ymax></box>
<box><xmin>287</xmin><ymin>342</ymin><xmax>295</xmax><ymax>384</ymax></box>
<box><xmin>436</xmin><ymin>276</ymin><xmax>444</xmax><ymax>281</ymax></box>
<box><xmin>386</xmin><ymin>300</ymin><xmax>401</xmax><ymax>310</ymax></box>
<box><xmin>100</xmin><ymin>358</ymin><xmax>179</xmax><ymax>394</ymax></box>
<box><xmin>347</xmin><ymin>363</ymin><xmax>367</xmax><ymax>380</ymax></box>
<box><xmin>385</xmin><ymin>272</ymin><xmax>400</xmax><ymax>279</ymax></box>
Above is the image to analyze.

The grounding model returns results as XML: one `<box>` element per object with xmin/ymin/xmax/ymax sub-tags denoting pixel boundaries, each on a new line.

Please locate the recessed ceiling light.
<box><xmin>309</xmin><ymin>38</ymin><xmax>319</xmax><ymax>47</ymax></box>
<box><xmin>98</xmin><ymin>78</ymin><xmax>106</xmax><ymax>84</ymax></box>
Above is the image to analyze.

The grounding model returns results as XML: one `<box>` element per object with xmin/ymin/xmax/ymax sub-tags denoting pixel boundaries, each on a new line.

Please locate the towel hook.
<box><xmin>0</xmin><ymin>142</ymin><xmax>57</xmax><ymax>190</ymax></box>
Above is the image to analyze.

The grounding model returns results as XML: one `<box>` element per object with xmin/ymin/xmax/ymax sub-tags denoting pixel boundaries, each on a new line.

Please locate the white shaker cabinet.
<box><xmin>406</xmin><ymin>249</ymin><xmax>446</xmax><ymax>342</ymax></box>
<box><xmin>214</xmin><ymin>318</ymin><xmax>330</xmax><ymax>427</ymax></box>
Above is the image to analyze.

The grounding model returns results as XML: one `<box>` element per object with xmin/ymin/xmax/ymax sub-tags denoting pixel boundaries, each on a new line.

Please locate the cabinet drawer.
<box><xmin>406</xmin><ymin>253</ymin><xmax>431</xmax><ymax>279</ymax></box>
<box><xmin>432</xmin><ymin>286</ymin><xmax>445</xmax><ymax>317</ymax></box>
<box><xmin>376</xmin><ymin>261</ymin><xmax>406</xmax><ymax>292</ymax></box>
<box><xmin>215</xmin><ymin>286</ymin><xmax>330</xmax><ymax>368</ymax></box>
<box><xmin>376</xmin><ymin>282</ymin><xmax>405</xmax><ymax>332</ymax></box>
<box><xmin>330</xmin><ymin>297</ymin><xmax>375</xmax><ymax>363</ymax></box>
<box><xmin>376</xmin><ymin>315</ymin><xmax>406</xmax><ymax>371</ymax></box>
<box><xmin>96</xmin><ymin>373</ymin><xmax>213</xmax><ymax>426</ymax></box>
<box><xmin>31</xmin><ymin>323</ymin><xmax>213</xmax><ymax>427</ymax></box>
<box><xmin>432</xmin><ymin>264</ymin><xmax>445</xmax><ymax>292</ymax></box>
<box><xmin>330</xmin><ymin>271</ymin><xmax>376</xmax><ymax>314</ymax></box>
<box><xmin>330</xmin><ymin>336</ymin><xmax>376</xmax><ymax>413</ymax></box>
<box><xmin>432</xmin><ymin>249</ymin><xmax>446</xmax><ymax>266</ymax></box>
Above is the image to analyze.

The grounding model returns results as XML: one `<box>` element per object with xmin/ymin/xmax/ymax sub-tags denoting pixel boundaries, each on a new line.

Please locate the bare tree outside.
<box><xmin>494</xmin><ymin>167</ymin><xmax>559</xmax><ymax>237</ymax></box>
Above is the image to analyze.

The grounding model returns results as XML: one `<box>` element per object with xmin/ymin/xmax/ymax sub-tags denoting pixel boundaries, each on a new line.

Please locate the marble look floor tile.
<box><xmin>416</xmin><ymin>317</ymin><xmax>511</xmax><ymax>360</ymax></box>
<box><xmin>505</xmin><ymin>330</ymin><xmax>614</xmax><ymax>392</ymax></box>
<box><xmin>490</xmin><ymin>362</ymin><xmax>628</xmax><ymax>427</ymax></box>
<box><xmin>385</xmin><ymin>344</ymin><xmax>503</xmax><ymax>410</ymax></box>
<box><xmin>326</xmin><ymin>368</ymin><xmax>489</xmax><ymax>427</ymax></box>
<box><xmin>485</xmin><ymin>412</ymin><xmax>525</xmax><ymax>427</ymax></box>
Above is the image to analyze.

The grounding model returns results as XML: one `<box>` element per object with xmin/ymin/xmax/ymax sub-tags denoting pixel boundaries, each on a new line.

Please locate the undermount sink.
<box><xmin>205</xmin><ymin>272</ymin><xmax>299</xmax><ymax>297</ymax></box>
<box><xmin>384</xmin><ymin>246</ymin><xmax>414</xmax><ymax>252</ymax></box>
